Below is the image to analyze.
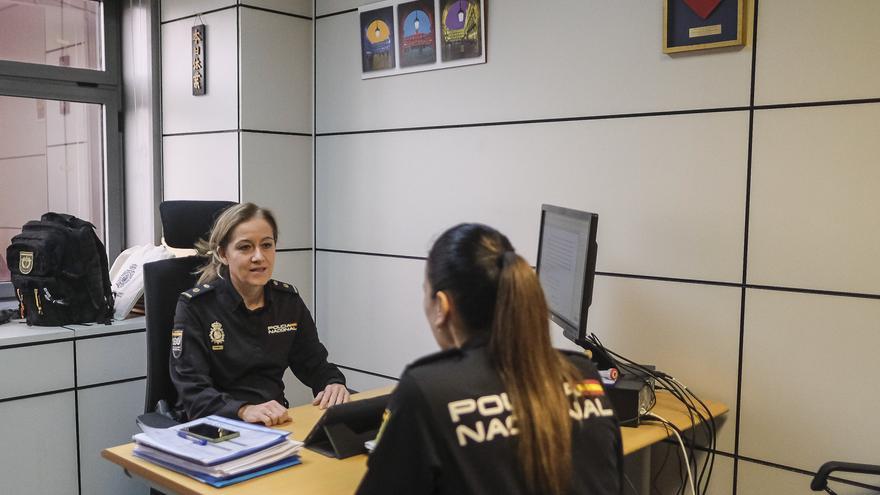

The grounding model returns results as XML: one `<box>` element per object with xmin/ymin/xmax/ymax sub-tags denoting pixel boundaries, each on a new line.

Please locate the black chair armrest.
<box><xmin>811</xmin><ymin>461</ymin><xmax>880</xmax><ymax>491</ymax></box>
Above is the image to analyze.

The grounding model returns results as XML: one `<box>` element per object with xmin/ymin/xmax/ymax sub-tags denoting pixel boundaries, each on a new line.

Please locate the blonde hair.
<box><xmin>194</xmin><ymin>203</ymin><xmax>278</xmax><ymax>285</ymax></box>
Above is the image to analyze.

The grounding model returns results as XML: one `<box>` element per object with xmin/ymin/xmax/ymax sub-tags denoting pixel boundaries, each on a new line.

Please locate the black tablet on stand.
<box><xmin>303</xmin><ymin>394</ymin><xmax>390</xmax><ymax>459</ymax></box>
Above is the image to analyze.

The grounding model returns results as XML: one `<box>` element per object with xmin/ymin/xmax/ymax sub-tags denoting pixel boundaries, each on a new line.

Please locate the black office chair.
<box><xmin>140</xmin><ymin>200</ymin><xmax>236</xmax><ymax>428</ymax></box>
<box><xmin>811</xmin><ymin>461</ymin><xmax>880</xmax><ymax>494</ymax></box>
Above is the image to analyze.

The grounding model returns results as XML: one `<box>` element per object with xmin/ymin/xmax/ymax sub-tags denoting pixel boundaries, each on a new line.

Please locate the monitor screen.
<box><xmin>536</xmin><ymin>204</ymin><xmax>598</xmax><ymax>346</ymax></box>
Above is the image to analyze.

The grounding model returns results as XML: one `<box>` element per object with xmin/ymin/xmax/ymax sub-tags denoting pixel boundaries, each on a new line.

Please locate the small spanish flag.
<box><xmin>575</xmin><ymin>379</ymin><xmax>605</xmax><ymax>397</ymax></box>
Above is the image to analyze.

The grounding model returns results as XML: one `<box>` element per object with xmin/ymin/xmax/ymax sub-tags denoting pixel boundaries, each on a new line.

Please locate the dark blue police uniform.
<box><xmin>169</xmin><ymin>276</ymin><xmax>345</xmax><ymax>421</ymax></box>
<box><xmin>357</xmin><ymin>335</ymin><xmax>623</xmax><ymax>495</ymax></box>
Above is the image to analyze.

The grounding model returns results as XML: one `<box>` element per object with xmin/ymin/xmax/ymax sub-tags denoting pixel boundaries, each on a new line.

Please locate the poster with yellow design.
<box><xmin>361</xmin><ymin>6</ymin><xmax>396</xmax><ymax>73</ymax></box>
<box><xmin>359</xmin><ymin>0</ymin><xmax>486</xmax><ymax>79</ymax></box>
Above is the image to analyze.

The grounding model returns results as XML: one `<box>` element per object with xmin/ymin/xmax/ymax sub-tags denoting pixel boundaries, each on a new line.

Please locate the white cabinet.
<box><xmin>0</xmin><ymin>392</ymin><xmax>79</xmax><ymax>495</ymax></box>
<box><xmin>0</xmin><ymin>317</ymin><xmax>148</xmax><ymax>495</ymax></box>
<box><xmin>78</xmin><ymin>380</ymin><xmax>147</xmax><ymax>495</ymax></box>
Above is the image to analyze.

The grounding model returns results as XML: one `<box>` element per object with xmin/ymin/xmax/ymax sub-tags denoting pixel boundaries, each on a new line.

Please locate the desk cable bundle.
<box><xmin>585</xmin><ymin>333</ymin><xmax>718</xmax><ymax>495</ymax></box>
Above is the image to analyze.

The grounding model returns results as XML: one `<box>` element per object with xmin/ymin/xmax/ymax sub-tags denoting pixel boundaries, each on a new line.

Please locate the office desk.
<box><xmin>103</xmin><ymin>387</ymin><xmax>727</xmax><ymax>495</ymax></box>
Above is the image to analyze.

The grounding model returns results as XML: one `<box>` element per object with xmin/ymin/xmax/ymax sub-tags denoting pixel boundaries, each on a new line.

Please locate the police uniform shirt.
<box><xmin>356</xmin><ymin>335</ymin><xmax>623</xmax><ymax>495</ymax></box>
<box><xmin>169</xmin><ymin>276</ymin><xmax>345</xmax><ymax>421</ymax></box>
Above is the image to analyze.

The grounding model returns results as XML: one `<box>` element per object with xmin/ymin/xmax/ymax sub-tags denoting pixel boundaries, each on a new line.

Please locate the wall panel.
<box><xmin>241</xmin><ymin>132</ymin><xmax>312</xmax><ymax>249</ymax></box>
<box><xmin>754</xmin><ymin>0</ymin><xmax>880</xmax><ymax>105</ymax></box>
<box><xmin>740</xmin><ymin>289</ymin><xmax>880</xmax><ymax>471</ymax></box>
<box><xmin>574</xmin><ymin>276</ymin><xmax>741</xmax><ymax>452</ymax></box>
<box><xmin>737</xmin><ymin>460</ymin><xmax>877</xmax><ymax>495</ymax></box>
<box><xmin>315</xmin><ymin>251</ymin><xmax>434</xmax><ymax>378</ymax></box>
<box><xmin>161</xmin><ymin>8</ymin><xmax>238</xmax><ymax>134</ymax></box>
<box><xmin>160</xmin><ymin>0</ymin><xmax>235</xmax><ymax>23</ymax></box>
<box><xmin>273</xmin><ymin>250</ymin><xmax>314</xmax><ymax>311</ymax></box>
<box><xmin>246</xmin><ymin>0</ymin><xmax>313</xmax><ymax>17</ymax></box>
<box><xmin>748</xmin><ymin>104</ymin><xmax>880</xmax><ymax>295</ymax></box>
<box><xmin>162</xmin><ymin>133</ymin><xmax>239</xmax><ymax>201</ymax></box>
<box><xmin>240</xmin><ymin>8</ymin><xmax>312</xmax><ymax>133</ymax></box>
<box><xmin>317</xmin><ymin>111</ymin><xmax>748</xmax><ymax>283</ymax></box>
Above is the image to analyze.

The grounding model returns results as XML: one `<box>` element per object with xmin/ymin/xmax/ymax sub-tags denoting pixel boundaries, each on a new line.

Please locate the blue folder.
<box><xmin>133</xmin><ymin>451</ymin><xmax>302</xmax><ymax>488</ymax></box>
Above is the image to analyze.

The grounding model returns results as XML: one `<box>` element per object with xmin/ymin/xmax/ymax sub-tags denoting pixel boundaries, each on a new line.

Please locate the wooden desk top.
<box><xmin>103</xmin><ymin>387</ymin><xmax>727</xmax><ymax>495</ymax></box>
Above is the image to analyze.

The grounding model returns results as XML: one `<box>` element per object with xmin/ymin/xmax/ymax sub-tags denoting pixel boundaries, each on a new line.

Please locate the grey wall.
<box><xmin>314</xmin><ymin>0</ymin><xmax>880</xmax><ymax>494</ymax></box>
<box><xmin>158</xmin><ymin>0</ymin><xmax>316</xmax><ymax>405</ymax></box>
<box><xmin>149</xmin><ymin>0</ymin><xmax>880</xmax><ymax>492</ymax></box>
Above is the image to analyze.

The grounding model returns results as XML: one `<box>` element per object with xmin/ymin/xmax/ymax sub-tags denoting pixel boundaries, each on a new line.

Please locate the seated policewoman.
<box><xmin>170</xmin><ymin>203</ymin><xmax>349</xmax><ymax>426</ymax></box>
<box><xmin>357</xmin><ymin>223</ymin><xmax>624</xmax><ymax>495</ymax></box>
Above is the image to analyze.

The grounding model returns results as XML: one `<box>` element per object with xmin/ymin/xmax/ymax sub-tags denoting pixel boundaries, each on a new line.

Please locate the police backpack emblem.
<box><xmin>19</xmin><ymin>251</ymin><xmax>34</xmax><ymax>275</ymax></box>
<box><xmin>210</xmin><ymin>321</ymin><xmax>225</xmax><ymax>350</ymax></box>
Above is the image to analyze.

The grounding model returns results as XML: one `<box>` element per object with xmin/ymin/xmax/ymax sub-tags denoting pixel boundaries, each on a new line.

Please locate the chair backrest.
<box><xmin>159</xmin><ymin>200</ymin><xmax>237</xmax><ymax>248</ymax></box>
<box><xmin>142</xmin><ymin>256</ymin><xmax>201</xmax><ymax>413</ymax></box>
<box><xmin>142</xmin><ymin>200</ymin><xmax>235</xmax><ymax>414</ymax></box>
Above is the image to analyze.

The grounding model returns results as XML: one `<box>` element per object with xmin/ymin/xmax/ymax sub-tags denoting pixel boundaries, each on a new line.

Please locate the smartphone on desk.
<box><xmin>180</xmin><ymin>423</ymin><xmax>240</xmax><ymax>443</ymax></box>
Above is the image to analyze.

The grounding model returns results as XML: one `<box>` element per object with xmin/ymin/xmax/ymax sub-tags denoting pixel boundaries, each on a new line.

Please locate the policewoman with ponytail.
<box><xmin>357</xmin><ymin>223</ymin><xmax>623</xmax><ymax>495</ymax></box>
<box><xmin>169</xmin><ymin>203</ymin><xmax>348</xmax><ymax>426</ymax></box>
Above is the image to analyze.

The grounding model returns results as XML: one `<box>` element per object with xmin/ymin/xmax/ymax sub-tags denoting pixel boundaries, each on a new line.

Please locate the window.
<box><xmin>0</xmin><ymin>0</ymin><xmax>122</xmax><ymax>298</ymax></box>
<box><xmin>0</xmin><ymin>0</ymin><xmax>103</xmax><ymax>70</ymax></box>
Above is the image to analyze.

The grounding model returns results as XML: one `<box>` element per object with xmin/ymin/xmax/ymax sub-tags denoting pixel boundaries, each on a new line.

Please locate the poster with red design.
<box><xmin>663</xmin><ymin>0</ymin><xmax>744</xmax><ymax>54</ymax></box>
<box><xmin>398</xmin><ymin>0</ymin><xmax>437</xmax><ymax>68</ymax></box>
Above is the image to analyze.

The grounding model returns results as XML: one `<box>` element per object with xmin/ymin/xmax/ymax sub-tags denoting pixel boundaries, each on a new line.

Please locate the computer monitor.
<box><xmin>535</xmin><ymin>204</ymin><xmax>598</xmax><ymax>348</ymax></box>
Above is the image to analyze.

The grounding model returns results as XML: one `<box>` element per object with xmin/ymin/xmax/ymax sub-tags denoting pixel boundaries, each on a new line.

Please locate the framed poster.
<box><xmin>361</xmin><ymin>6</ymin><xmax>396</xmax><ymax>73</ymax></box>
<box><xmin>359</xmin><ymin>0</ymin><xmax>486</xmax><ymax>79</ymax></box>
<box><xmin>440</xmin><ymin>0</ymin><xmax>483</xmax><ymax>62</ymax></box>
<box><xmin>399</xmin><ymin>0</ymin><xmax>437</xmax><ymax>68</ymax></box>
<box><xmin>663</xmin><ymin>0</ymin><xmax>744</xmax><ymax>54</ymax></box>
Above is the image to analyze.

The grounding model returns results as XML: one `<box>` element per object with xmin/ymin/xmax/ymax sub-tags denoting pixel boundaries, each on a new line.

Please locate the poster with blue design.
<box><xmin>360</xmin><ymin>6</ymin><xmax>396</xmax><ymax>73</ymax></box>
<box><xmin>359</xmin><ymin>0</ymin><xmax>486</xmax><ymax>79</ymax></box>
<box><xmin>398</xmin><ymin>0</ymin><xmax>436</xmax><ymax>68</ymax></box>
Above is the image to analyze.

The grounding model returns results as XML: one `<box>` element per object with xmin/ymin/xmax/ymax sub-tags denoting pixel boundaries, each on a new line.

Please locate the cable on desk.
<box><xmin>585</xmin><ymin>333</ymin><xmax>719</xmax><ymax>495</ymax></box>
<box><xmin>644</xmin><ymin>412</ymin><xmax>696</xmax><ymax>495</ymax></box>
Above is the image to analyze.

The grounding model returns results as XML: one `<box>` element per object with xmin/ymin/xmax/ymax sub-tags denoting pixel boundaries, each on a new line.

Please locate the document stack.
<box><xmin>133</xmin><ymin>415</ymin><xmax>303</xmax><ymax>488</ymax></box>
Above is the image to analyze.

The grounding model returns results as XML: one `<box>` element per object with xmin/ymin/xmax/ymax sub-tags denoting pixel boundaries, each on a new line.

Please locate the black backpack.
<box><xmin>6</xmin><ymin>213</ymin><xmax>114</xmax><ymax>326</ymax></box>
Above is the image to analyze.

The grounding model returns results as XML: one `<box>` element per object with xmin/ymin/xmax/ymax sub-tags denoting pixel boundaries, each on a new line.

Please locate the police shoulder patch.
<box><xmin>181</xmin><ymin>282</ymin><xmax>216</xmax><ymax>300</ymax></box>
<box><xmin>408</xmin><ymin>347</ymin><xmax>461</xmax><ymax>369</ymax></box>
<box><xmin>269</xmin><ymin>279</ymin><xmax>299</xmax><ymax>294</ymax></box>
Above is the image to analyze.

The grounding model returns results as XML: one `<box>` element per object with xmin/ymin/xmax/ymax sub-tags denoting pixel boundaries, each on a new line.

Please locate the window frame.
<box><xmin>0</xmin><ymin>0</ymin><xmax>123</xmax><ymax>299</ymax></box>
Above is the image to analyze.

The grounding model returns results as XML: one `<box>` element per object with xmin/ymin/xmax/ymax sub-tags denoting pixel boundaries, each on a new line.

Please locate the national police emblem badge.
<box><xmin>210</xmin><ymin>321</ymin><xmax>225</xmax><ymax>350</ymax></box>
<box><xmin>19</xmin><ymin>251</ymin><xmax>34</xmax><ymax>275</ymax></box>
<box><xmin>171</xmin><ymin>330</ymin><xmax>183</xmax><ymax>358</ymax></box>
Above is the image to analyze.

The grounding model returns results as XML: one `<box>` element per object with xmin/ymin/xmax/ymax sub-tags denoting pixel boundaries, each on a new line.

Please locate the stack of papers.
<box><xmin>133</xmin><ymin>415</ymin><xmax>303</xmax><ymax>487</ymax></box>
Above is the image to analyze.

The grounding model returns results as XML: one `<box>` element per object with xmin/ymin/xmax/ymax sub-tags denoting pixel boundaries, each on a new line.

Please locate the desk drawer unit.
<box><xmin>0</xmin><ymin>341</ymin><xmax>74</xmax><ymax>400</ymax></box>
<box><xmin>0</xmin><ymin>392</ymin><xmax>78</xmax><ymax>495</ymax></box>
<box><xmin>75</xmin><ymin>332</ymin><xmax>147</xmax><ymax>386</ymax></box>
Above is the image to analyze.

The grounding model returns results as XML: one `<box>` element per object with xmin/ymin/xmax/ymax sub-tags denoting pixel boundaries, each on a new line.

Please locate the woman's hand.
<box><xmin>312</xmin><ymin>383</ymin><xmax>351</xmax><ymax>409</ymax></box>
<box><xmin>238</xmin><ymin>400</ymin><xmax>290</xmax><ymax>426</ymax></box>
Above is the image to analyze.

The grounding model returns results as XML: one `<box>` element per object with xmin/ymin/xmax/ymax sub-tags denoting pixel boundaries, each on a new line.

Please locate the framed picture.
<box><xmin>439</xmin><ymin>0</ymin><xmax>483</xmax><ymax>63</ymax></box>
<box><xmin>360</xmin><ymin>6</ymin><xmax>396</xmax><ymax>73</ymax></box>
<box><xmin>399</xmin><ymin>0</ymin><xmax>437</xmax><ymax>68</ymax></box>
<box><xmin>663</xmin><ymin>0</ymin><xmax>744</xmax><ymax>54</ymax></box>
<box><xmin>359</xmin><ymin>0</ymin><xmax>486</xmax><ymax>79</ymax></box>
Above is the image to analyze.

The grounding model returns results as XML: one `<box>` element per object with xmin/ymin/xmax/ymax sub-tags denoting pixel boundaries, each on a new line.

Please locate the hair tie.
<box><xmin>497</xmin><ymin>250</ymin><xmax>517</xmax><ymax>268</ymax></box>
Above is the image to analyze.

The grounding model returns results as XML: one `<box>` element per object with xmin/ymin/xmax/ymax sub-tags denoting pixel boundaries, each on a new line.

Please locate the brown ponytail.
<box><xmin>427</xmin><ymin>223</ymin><xmax>581</xmax><ymax>495</ymax></box>
<box><xmin>491</xmin><ymin>252</ymin><xmax>580</xmax><ymax>495</ymax></box>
